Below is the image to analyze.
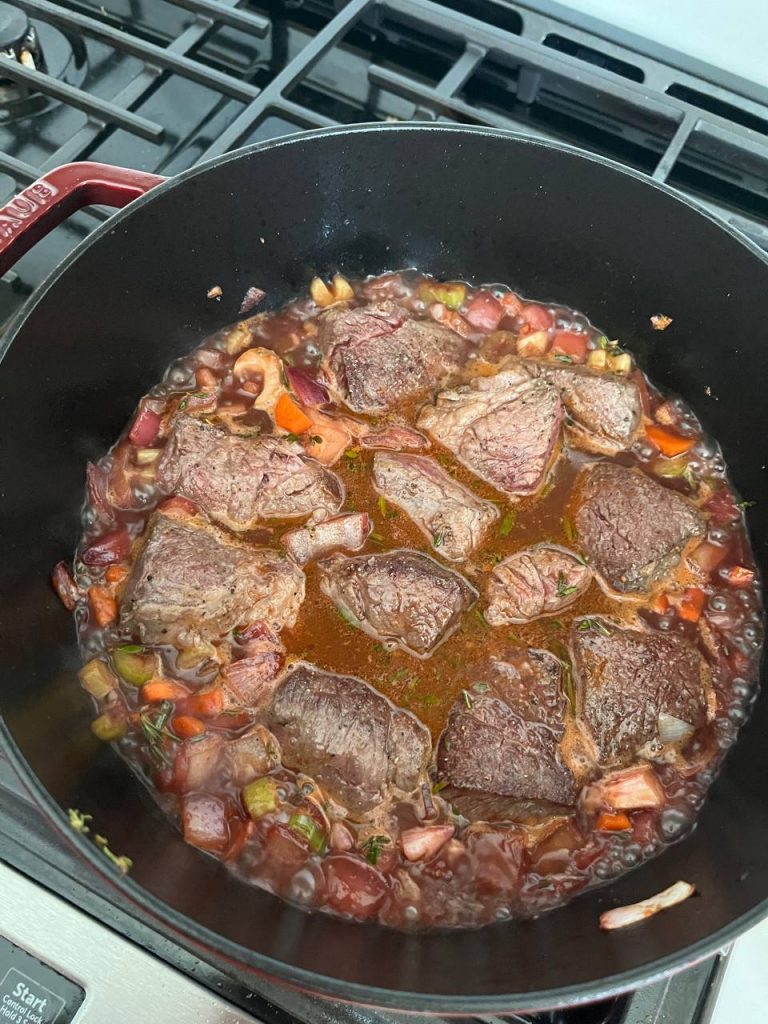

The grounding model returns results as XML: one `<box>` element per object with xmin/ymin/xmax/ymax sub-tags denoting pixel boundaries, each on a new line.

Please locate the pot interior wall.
<box><xmin>0</xmin><ymin>126</ymin><xmax>766</xmax><ymax>1008</ymax></box>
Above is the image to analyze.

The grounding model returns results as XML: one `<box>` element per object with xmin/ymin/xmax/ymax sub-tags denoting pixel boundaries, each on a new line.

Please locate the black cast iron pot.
<box><xmin>0</xmin><ymin>124</ymin><xmax>766</xmax><ymax>1013</ymax></box>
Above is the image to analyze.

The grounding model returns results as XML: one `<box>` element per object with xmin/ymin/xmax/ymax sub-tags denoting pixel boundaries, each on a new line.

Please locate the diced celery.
<box><xmin>91</xmin><ymin>711</ymin><xmax>127</xmax><ymax>742</ymax></box>
<box><xmin>419</xmin><ymin>282</ymin><xmax>466</xmax><ymax>310</ymax></box>
<box><xmin>134</xmin><ymin>448</ymin><xmax>162</xmax><ymax>466</ymax></box>
<box><xmin>112</xmin><ymin>646</ymin><xmax>158</xmax><ymax>686</ymax></box>
<box><xmin>289</xmin><ymin>811</ymin><xmax>327</xmax><ymax>854</ymax></box>
<box><xmin>176</xmin><ymin>642</ymin><xmax>216</xmax><ymax>670</ymax></box>
<box><xmin>242</xmin><ymin>777</ymin><xmax>280</xmax><ymax>819</ymax></box>
<box><xmin>79</xmin><ymin>658</ymin><xmax>117</xmax><ymax>699</ymax></box>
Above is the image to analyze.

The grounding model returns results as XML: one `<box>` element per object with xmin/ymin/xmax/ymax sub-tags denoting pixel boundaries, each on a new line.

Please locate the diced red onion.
<box><xmin>239</xmin><ymin>286</ymin><xmax>266</xmax><ymax>316</ymax></box>
<box><xmin>658</xmin><ymin>713</ymin><xmax>695</xmax><ymax>744</ymax></box>
<box><xmin>400</xmin><ymin>825</ymin><xmax>454</xmax><ymax>862</ymax></box>
<box><xmin>81</xmin><ymin>529</ymin><xmax>131</xmax><ymax>566</ymax></box>
<box><xmin>51</xmin><ymin>561</ymin><xmax>80</xmax><ymax>610</ymax></box>
<box><xmin>330</xmin><ymin>822</ymin><xmax>354</xmax><ymax>852</ymax></box>
<box><xmin>181</xmin><ymin>793</ymin><xmax>230</xmax><ymax>854</ymax></box>
<box><xmin>464</xmin><ymin>291</ymin><xmax>503</xmax><ymax>332</ymax></box>
<box><xmin>599</xmin><ymin>881</ymin><xmax>694</xmax><ymax>930</ymax></box>
<box><xmin>286</xmin><ymin>366</ymin><xmax>329</xmax><ymax>407</ymax></box>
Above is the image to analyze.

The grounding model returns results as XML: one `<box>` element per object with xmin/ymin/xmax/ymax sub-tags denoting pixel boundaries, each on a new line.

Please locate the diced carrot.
<box><xmin>158</xmin><ymin>495</ymin><xmax>198</xmax><ymax>518</ymax></box>
<box><xmin>275</xmin><ymin>393</ymin><xmax>313</xmax><ymax>434</ymax></box>
<box><xmin>172</xmin><ymin>715</ymin><xmax>206</xmax><ymax>738</ymax></box>
<box><xmin>724</xmin><ymin>565</ymin><xmax>756</xmax><ymax>587</ymax></box>
<box><xmin>646</xmin><ymin>425</ymin><xmax>695</xmax><ymax>458</ymax></box>
<box><xmin>185</xmin><ymin>687</ymin><xmax>225</xmax><ymax>717</ymax></box>
<box><xmin>141</xmin><ymin>680</ymin><xmax>189</xmax><ymax>703</ymax></box>
<box><xmin>551</xmin><ymin>330</ymin><xmax>588</xmax><ymax>362</ymax></box>
<box><xmin>195</xmin><ymin>367</ymin><xmax>219</xmax><ymax>389</ymax></box>
<box><xmin>596</xmin><ymin>812</ymin><xmax>631</xmax><ymax>832</ymax></box>
<box><xmin>679</xmin><ymin>587</ymin><xmax>706</xmax><ymax>622</ymax></box>
<box><xmin>651</xmin><ymin>592</ymin><xmax>670</xmax><ymax>614</ymax></box>
<box><xmin>87</xmin><ymin>586</ymin><xmax>117</xmax><ymax>627</ymax></box>
<box><xmin>105</xmin><ymin>564</ymin><xmax>129</xmax><ymax>585</ymax></box>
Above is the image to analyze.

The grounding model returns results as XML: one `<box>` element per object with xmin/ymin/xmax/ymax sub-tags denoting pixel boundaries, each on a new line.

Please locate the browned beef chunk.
<box><xmin>571</xmin><ymin>619</ymin><xmax>709</xmax><ymax>765</ymax></box>
<box><xmin>485</xmin><ymin>544</ymin><xmax>592</xmax><ymax>625</ymax></box>
<box><xmin>317</xmin><ymin>301</ymin><xmax>467</xmax><ymax>413</ymax></box>
<box><xmin>573</xmin><ymin>463</ymin><xmax>705</xmax><ymax>592</ymax></box>
<box><xmin>416</xmin><ymin>367</ymin><xmax>562</xmax><ymax>496</ymax></box>
<box><xmin>157</xmin><ymin>416</ymin><xmax>343</xmax><ymax>531</ymax></box>
<box><xmin>523</xmin><ymin>359</ymin><xmax>642</xmax><ymax>454</ymax></box>
<box><xmin>281</xmin><ymin>512</ymin><xmax>372</xmax><ymax>566</ymax></box>
<box><xmin>268</xmin><ymin>663</ymin><xmax>431</xmax><ymax>817</ymax></box>
<box><xmin>119</xmin><ymin>513</ymin><xmax>304</xmax><ymax>644</ymax></box>
<box><xmin>437</xmin><ymin>649</ymin><xmax>578</xmax><ymax>805</ymax></box>
<box><xmin>372</xmin><ymin>452</ymin><xmax>498</xmax><ymax>561</ymax></box>
<box><xmin>318</xmin><ymin>549</ymin><xmax>477</xmax><ymax>657</ymax></box>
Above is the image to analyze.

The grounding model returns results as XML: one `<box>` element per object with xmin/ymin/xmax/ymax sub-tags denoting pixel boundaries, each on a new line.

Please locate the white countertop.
<box><xmin>556</xmin><ymin>0</ymin><xmax>768</xmax><ymax>88</ymax></box>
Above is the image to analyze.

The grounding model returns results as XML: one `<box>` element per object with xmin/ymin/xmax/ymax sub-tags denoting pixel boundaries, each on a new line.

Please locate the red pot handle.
<box><xmin>0</xmin><ymin>162</ymin><xmax>166</xmax><ymax>276</ymax></box>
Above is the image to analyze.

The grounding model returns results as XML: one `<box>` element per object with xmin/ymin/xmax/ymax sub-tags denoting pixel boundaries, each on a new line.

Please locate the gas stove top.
<box><xmin>1</xmin><ymin>1</ymin><xmax>767</xmax><ymax>1021</ymax></box>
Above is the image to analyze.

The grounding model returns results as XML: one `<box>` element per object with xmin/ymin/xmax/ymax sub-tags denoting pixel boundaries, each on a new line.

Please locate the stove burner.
<box><xmin>0</xmin><ymin>2</ymin><xmax>44</xmax><ymax>73</ymax></box>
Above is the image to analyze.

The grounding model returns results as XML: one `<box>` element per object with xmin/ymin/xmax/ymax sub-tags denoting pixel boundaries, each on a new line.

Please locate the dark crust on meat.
<box><xmin>157</xmin><ymin>416</ymin><xmax>344</xmax><ymax>531</ymax></box>
<box><xmin>268</xmin><ymin>662</ymin><xmax>431</xmax><ymax>816</ymax></box>
<box><xmin>119</xmin><ymin>513</ymin><xmax>305</xmax><ymax>644</ymax></box>
<box><xmin>571</xmin><ymin>619</ymin><xmax>709</xmax><ymax>764</ymax></box>
<box><xmin>573</xmin><ymin>462</ymin><xmax>705</xmax><ymax>592</ymax></box>
<box><xmin>416</xmin><ymin>368</ymin><xmax>563</xmax><ymax>496</ymax></box>
<box><xmin>317</xmin><ymin>302</ymin><xmax>467</xmax><ymax>413</ymax></box>
<box><xmin>318</xmin><ymin>549</ymin><xmax>477</xmax><ymax>657</ymax></box>
<box><xmin>437</xmin><ymin>649</ymin><xmax>577</xmax><ymax>805</ymax></box>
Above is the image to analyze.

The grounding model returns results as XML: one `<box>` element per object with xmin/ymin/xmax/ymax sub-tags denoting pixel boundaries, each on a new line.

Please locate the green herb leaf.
<box><xmin>432</xmin><ymin>779</ymin><xmax>449</xmax><ymax>794</ymax></box>
<box><xmin>361</xmin><ymin>834</ymin><xmax>390</xmax><ymax>866</ymax></box>
<box><xmin>283</xmin><ymin>432</ymin><xmax>301</xmax><ymax>443</ymax></box>
<box><xmin>473</xmin><ymin>608</ymin><xmax>489</xmax><ymax>629</ymax></box>
<box><xmin>499</xmin><ymin>510</ymin><xmax>516</xmax><ymax>537</ymax></box>
<box><xmin>310</xmin><ymin>435</ymin><xmax>323</xmax><ymax>444</ymax></box>
<box><xmin>178</xmin><ymin>398</ymin><xmax>188</xmax><ymax>410</ymax></box>
<box><xmin>378</xmin><ymin>494</ymin><xmax>388</xmax><ymax>518</ymax></box>
<box><xmin>596</xmin><ymin>335</ymin><xmax>609</xmax><ymax>350</ymax></box>
<box><xmin>283</xmin><ymin>351</ymin><xmax>296</xmax><ymax>366</ymax></box>
<box><xmin>561</xmin><ymin>659</ymin><xmax>576</xmax><ymax>715</ymax></box>
<box><xmin>289</xmin><ymin>812</ymin><xmax>326</xmax><ymax>854</ymax></box>
<box><xmin>577</xmin><ymin>617</ymin><xmax>611</xmax><ymax>636</ymax></box>
<box><xmin>433</xmin><ymin>530</ymin><xmax>445</xmax><ymax>548</ymax></box>
<box><xmin>737</xmin><ymin>500</ymin><xmax>756</xmax><ymax>510</ymax></box>
<box><xmin>461</xmin><ymin>689</ymin><xmax>473</xmax><ymax>709</ymax></box>
<box><xmin>335</xmin><ymin>606</ymin><xmax>359</xmax><ymax>628</ymax></box>
<box><xmin>93</xmin><ymin>833</ymin><xmax>133</xmax><ymax>875</ymax></box>
<box><xmin>556</xmin><ymin>571</ymin><xmax>577</xmax><ymax>598</ymax></box>
<box><xmin>554</xmin><ymin>354</ymin><xmax>573</xmax><ymax>364</ymax></box>
<box><xmin>562</xmin><ymin>515</ymin><xmax>575</xmax><ymax>543</ymax></box>
<box><xmin>370</xmin><ymin>532</ymin><xmax>386</xmax><ymax>546</ymax></box>
<box><xmin>344</xmin><ymin>449</ymin><xmax>359</xmax><ymax>459</ymax></box>
<box><xmin>472</xmin><ymin>682</ymin><xmax>490</xmax><ymax>693</ymax></box>
<box><xmin>68</xmin><ymin>808</ymin><xmax>92</xmax><ymax>834</ymax></box>
<box><xmin>540</xmin><ymin>478</ymin><xmax>555</xmax><ymax>498</ymax></box>
<box><xmin>421</xmin><ymin>694</ymin><xmax>438</xmax><ymax>706</ymax></box>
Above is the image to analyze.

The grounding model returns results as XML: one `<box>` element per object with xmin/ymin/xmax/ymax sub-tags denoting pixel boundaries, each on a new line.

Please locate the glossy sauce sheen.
<box><xmin>67</xmin><ymin>272</ymin><xmax>763</xmax><ymax>930</ymax></box>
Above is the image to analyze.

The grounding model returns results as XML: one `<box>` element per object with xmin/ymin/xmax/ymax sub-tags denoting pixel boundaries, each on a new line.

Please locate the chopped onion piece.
<box><xmin>658</xmin><ymin>712</ymin><xmax>695</xmax><ymax>744</ymax></box>
<box><xmin>585</xmin><ymin>764</ymin><xmax>665</xmax><ymax>811</ymax></box>
<box><xmin>286</xmin><ymin>366</ymin><xmax>329</xmax><ymax>407</ymax></box>
<box><xmin>600</xmin><ymin>881</ymin><xmax>694</xmax><ymax>930</ymax></box>
<box><xmin>400</xmin><ymin>825</ymin><xmax>454</xmax><ymax>862</ymax></box>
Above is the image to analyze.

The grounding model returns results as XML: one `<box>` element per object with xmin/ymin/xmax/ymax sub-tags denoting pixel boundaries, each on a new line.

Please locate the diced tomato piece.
<box><xmin>645</xmin><ymin>425</ymin><xmax>695</xmax><ymax>458</ymax></box>
<box><xmin>51</xmin><ymin>561</ymin><xmax>79</xmax><ymax>610</ymax></box>
<box><xmin>323</xmin><ymin>854</ymin><xmax>390</xmax><ymax>919</ymax></box>
<box><xmin>158</xmin><ymin>495</ymin><xmax>198</xmax><ymax>518</ymax></box>
<box><xmin>520</xmin><ymin>303</ymin><xmax>553</xmax><ymax>332</ymax></box>
<box><xmin>87</xmin><ymin>586</ymin><xmax>117</xmax><ymax>627</ymax></box>
<box><xmin>551</xmin><ymin>330</ymin><xmax>588</xmax><ymax>362</ymax></box>
<box><xmin>128</xmin><ymin>404</ymin><xmax>162</xmax><ymax>446</ymax></box>
<box><xmin>724</xmin><ymin>565</ymin><xmax>755</xmax><ymax>587</ymax></box>
<box><xmin>81</xmin><ymin>528</ymin><xmax>131</xmax><ymax>567</ymax></box>
<box><xmin>678</xmin><ymin>587</ymin><xmax>706</xmax><ymax>622</ymax></box>
<box><xmin>181</xmin><ymin>793</ymin><xmax>229</xmax><ymax>854</ymax></box>
<box><xmin>596</xmin><ymin>812</ymin><xmax>631</xmax><ymax>832</ymax></box>
<box><xmin>464</xmin><ymin>291</ymin><xmax>503</xmax><ymax>332</ymax></box>
<box><xmin>499</xmin><ymin>292</ymin><xmax>524</xmax><ymax>317</ymax></box>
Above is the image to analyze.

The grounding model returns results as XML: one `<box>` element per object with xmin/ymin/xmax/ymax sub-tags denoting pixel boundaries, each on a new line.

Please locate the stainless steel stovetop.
<box><xmin>1</xmin><ymin>1</ymin><xmax>767</xmax><ymax>1021</ymax></box>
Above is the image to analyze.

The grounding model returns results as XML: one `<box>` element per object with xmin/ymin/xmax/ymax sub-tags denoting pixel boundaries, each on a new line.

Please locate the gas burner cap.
<box><xmin>0</xmin><ymin>3</ymin><xmax>28</xmax><ymax>52</ymax></box>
